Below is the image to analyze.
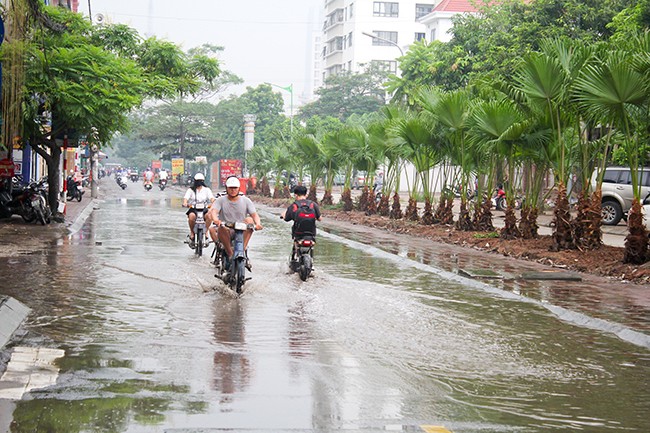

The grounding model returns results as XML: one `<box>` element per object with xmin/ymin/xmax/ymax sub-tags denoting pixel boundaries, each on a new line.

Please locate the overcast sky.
<box><xmin>78</xmin><ymin>0</ymin><xmax>322</xmax><ymax>107</ymax></box>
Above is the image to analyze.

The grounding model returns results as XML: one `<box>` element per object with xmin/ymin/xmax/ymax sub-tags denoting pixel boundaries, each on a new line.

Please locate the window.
<box><xmin>349</xmin><ymin>3</ymin><xmax>354</xmax><ymax>18</ymax></box>
<box><xmin>415</xmin><ymin>32</ymin><xmax>426</xmax><ymax>42</ymax></box>
<box><xmin>603</xmin><ymin>170</ymin><xmax>622</xmax><ymax>183</ymax></box>
<box><xmin>415</xmin><ymin>4</ymin><xmax>435</xmax><ymax>19</ymax></box>
<box><xmin>348</xmin><ymin>32</ymin><xmax>353</xmax><ymax>47</ymax></box>
<box><xmin>430</xmin><ymin>28</ymin><xmax>437</xmax><ymax>41</ymax></box>
<box><xmin>372</xmin><ymin>60</ymin><xmax>398</xmax><ymax>74</ymax></box>
<box><xmin>370</xmin><ymin>31</ymin><xmax>398</xmax><ymax>46</ymax></box>
<box><xmin>373</xmin><ymin>2</ymin><xmax>399</xmax><ymax>17</ymax></box>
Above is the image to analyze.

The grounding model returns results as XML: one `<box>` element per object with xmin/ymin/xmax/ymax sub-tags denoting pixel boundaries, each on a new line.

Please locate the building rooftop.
<box><xmin>433</xmin><ymin>0</ymin><xmax>480</xmax><ymax>13</ymax></box>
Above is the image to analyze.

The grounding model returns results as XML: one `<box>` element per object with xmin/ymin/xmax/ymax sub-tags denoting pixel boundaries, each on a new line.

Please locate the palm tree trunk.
<box><xmin>551</xmin><ymin>181</ymin><xmax>575</xmax><ymax>251</ymax></box>
<box><xmin>389</xmin><ymin>192</ymin><xmax>402</xmax><ymax>219</ymax></box>
<box><xmin>623</xmin><ymin>199</ymin><xmax>648</xmax><ymax>264</ymax></box>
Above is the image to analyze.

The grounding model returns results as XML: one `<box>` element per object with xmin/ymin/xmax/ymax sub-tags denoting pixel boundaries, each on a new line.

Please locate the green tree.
<box><xmin>298</xmin><ymin>64</ymin><xmax>389</xmax><ymax>121</ymax></box>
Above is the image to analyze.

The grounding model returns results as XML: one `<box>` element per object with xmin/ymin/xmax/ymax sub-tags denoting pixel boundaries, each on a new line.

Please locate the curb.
<box><xmin>0</xmin><ymin>297</ymin><xmax>30</xmax><ymax>350</ymax></box>
<box><xmin>66</xmin><ymin>198</ymin><xmax>101</xmax><ymax>235</ymax></box>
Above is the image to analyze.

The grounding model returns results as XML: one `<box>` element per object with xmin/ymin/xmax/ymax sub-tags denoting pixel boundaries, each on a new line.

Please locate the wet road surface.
<box><xmin>0</xmin><ymin>181</ymin><xmax>648</xmax><ymax>432</ymax></box>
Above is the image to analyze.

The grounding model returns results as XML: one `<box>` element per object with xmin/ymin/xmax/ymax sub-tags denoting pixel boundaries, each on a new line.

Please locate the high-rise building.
<box><xmin>321</xmin><ymin>0</ymin><xmax>435</xmax><ymax>80</ymax></box>
<box><xmin>320</xmin><ymin>0</ymin><xmax>477</xmax><ymax>81</ymax></box>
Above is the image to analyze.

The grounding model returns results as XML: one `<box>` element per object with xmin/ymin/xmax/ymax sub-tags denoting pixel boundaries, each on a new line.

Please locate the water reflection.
<box><xmin>212</xmin><ymin>299</ymin><xmax>250</xmax><ymax>404</ymax></box>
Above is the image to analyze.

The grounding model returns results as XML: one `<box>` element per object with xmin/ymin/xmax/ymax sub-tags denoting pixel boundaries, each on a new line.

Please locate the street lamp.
<box><xmin>361</xmin><ymin>31</ymin><xmax>404</xmax><ymax>56</ymax></box>
<box><xmin>265</xmin><ymin>82</ymin><xmax>293</xmax><ymax>133</ymax></box>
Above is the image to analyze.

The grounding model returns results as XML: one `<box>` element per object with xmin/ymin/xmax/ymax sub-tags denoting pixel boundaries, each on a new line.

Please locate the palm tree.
<box><xmin>247</xmin><ymin>145</ymin><xmax>274</xmax><ymax>196</ymax></box>
<box><xmin>293</xmin><ymin>132</ymin><xmax>324</xmax><ymax>202</ymax></box>
<box><xmin>468</xmin><ymin>99</ymin><xmax>526</xmax><ymax>239</ymax></box>
<box><xmin>511</xmin><ymin>47</ymin><xmax>577</xmax><ymax>248</ymax></box>
<box><xmin>391</xmin><ymin>109</ymin><xmax>440</xmax><ymax>223</ymax></box>
<box><xmin>575</xmin><ymin>38</ymin><xmax>650</xmax><ymax>264</ymax></box>
<box><xmin>420</xmin><ymin>88</ymin><xmax>476</xmax><ymax>230</ymax></box>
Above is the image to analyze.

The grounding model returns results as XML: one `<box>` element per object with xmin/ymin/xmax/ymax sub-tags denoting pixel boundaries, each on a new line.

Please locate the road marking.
<box><xmin>421</xmin><ymin>426</ymin><xmax>453</xmax><ymax>433</ymax></box>
<box><xmin>0</xmin><ymin>346</ymin><xmax>65</xmax><ymax>400</ymax></box>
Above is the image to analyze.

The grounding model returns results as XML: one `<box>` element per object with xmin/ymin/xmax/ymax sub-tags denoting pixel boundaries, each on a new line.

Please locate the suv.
<box><xmin>592</xmin><ymin>166</ymin><xmax>650</xmax><ymax>225</ymax></box>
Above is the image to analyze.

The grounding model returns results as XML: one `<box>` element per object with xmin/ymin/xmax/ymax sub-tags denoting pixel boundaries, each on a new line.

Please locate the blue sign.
<box><xmin>0</xmin><ymin>16</ymin><xmax>4</xmax><ymax>44</ymax></box>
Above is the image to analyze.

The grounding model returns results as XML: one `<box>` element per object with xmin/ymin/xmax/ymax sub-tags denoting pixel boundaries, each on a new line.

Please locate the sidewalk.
<box><xmin>0</xmin><ymin>189</ymin><xmax>102</xmax><ymax>350</ymax></box>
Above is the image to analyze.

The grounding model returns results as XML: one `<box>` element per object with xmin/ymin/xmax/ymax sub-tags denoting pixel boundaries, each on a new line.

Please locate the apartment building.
<box><xmin>321</xmin><ymin>0</ymin><xmax>478</xmax><ymax>80</ymax></box>
<box><xmin>321</xmin><ymin>0</ymin><xmax>435</xmax><ymax>79</ymax></box>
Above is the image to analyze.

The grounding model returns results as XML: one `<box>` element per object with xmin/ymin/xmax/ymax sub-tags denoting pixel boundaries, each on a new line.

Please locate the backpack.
<box><xmin>291</xmin><ymin>200</ymin><xmax>317</xmax><ymax>237</ymax></box>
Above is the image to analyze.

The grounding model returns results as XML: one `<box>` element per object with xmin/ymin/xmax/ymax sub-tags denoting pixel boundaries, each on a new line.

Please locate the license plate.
<box><xmin>234</xmin><ymin>222</ymin><xmax>248</xmax><ymax>231</ymax></box>
<box><xmin>31</xmin><ymin>200</ymin><xmax>40</xmax><ymax>207</ymax></box>
<box><xmin>195</xmin><ymin>203</ymin><xmax>205</xmax><ymax>210</ymax></box>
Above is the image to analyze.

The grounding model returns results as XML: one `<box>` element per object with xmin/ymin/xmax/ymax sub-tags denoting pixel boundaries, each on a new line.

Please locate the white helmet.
<box><xmin>225</xmin><ymin>176</ymin><xmax>240</xmax><ymax>188</ymax></box>
<box><xmin>194</xmin><ymin>173</ymin><xmax>205</xmax><ymax>181</ymax></box>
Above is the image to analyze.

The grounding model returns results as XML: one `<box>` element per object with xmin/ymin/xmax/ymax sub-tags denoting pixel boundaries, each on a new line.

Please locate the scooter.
<box><xmin>289</xmin><ymin>236</ymin><xmax>315</xmax><ymax>281</ymax></box>
<box><xmin>0</xmin><ymin>177</ymin><xmax>50</xmax><ymax>225</ymax></box>
<box><xmin>144</xmin><ymin>180</ymin><xmax>152</xmax><ymax>191</ymax></box>
<box><xmin>116</xmin><ymin>174</ymin><xmax>128</xmax><ymax>190</ymax></box>
<box><xmin>213</xmin><ymin>221</ymin><xmax>252</xmax><ymax>295</ymax></box>
<box><xmin>158</xmin><ymin>178</ymin><xmax>167</xmax><ymax>190</ymax></box>
<box><xmin>66</xmin><ymin>176</ymin><xmax>84</xmax><ymax>202</ymax></box>
<box><xmin>130</xmin><ymin>173</ymin><xmax>139</xmax><ymax>183</ymax></box>
<box><xmin>184</xmin><ymin>202</ymin><xmax>210</xmax><ymax>256</ymax></box>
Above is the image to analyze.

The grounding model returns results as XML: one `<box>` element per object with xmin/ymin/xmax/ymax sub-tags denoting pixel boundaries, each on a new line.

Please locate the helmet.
<box><xmin>225</xmin><ymin>176</ymin><xmax>240</xmax><ymax>188</ymax></box>
<box><xmin>194</xmin><ymin>173</ymin><xmax>205</xmax><ymax>181</ymax></box>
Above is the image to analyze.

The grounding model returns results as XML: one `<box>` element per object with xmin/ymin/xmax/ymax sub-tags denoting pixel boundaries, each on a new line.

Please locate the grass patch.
<box><xmin>473</xmin><ymin>231</ymin><xmax>500</xmax><ymax>239</ymax></box>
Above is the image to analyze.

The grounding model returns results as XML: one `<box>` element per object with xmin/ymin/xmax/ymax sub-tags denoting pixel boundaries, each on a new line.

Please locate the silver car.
<box><xmin>592</xmin><ymin>167</ymin><xmax>650</xmax><ymax>225</ymax></box>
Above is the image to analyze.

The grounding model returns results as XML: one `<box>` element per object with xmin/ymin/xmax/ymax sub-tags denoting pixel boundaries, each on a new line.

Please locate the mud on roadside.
<box><xmin>254</xmin><ymin>195</ymin><xmax>650</xmax><ymax>286</ymax></box>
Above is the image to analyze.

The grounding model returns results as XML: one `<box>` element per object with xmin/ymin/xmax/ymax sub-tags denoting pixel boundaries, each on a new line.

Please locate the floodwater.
<box><xmin>0</xmin><ymin>182</ymin><xmax>648</xmax><ymax>433</ymax></box>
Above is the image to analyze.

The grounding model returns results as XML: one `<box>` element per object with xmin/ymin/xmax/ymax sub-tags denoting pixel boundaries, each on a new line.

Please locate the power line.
<box><xmin>99</xmin><ymin>11</ymin><xmax>314</xmax><ymax>26</ymax></box>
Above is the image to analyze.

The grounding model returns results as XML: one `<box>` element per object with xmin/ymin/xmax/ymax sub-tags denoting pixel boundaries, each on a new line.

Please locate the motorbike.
<box><xmin>66</xmin><ymin>176</ymin><xmax>84</xmax><ymax>202</ymax></box>
<box><xmin>130</xmin><ymin>173</ymin><xmax>139</xmax><ymax>183</ymax></box>
<box><xmin>213</xmin><ymin>221</ymin><xmax>252</xmax><ymax>295</ymax></box>
<box><xmin>0</xmin><ymin>177</ymin><xmax>51</xmax><ymax>225</ymax></box>
<box><xmin>492</xmin><ymin>187</ymin><xmax>522</xmax><ymax>211</ymax></box>
<box><xmin>116</xmin><ymin>174</ymin><xmax>128</xmax><ymax>190</ymax></box>
<box><xmin>186</xmin><ymin>202</ymin><xmax>210</xmax><ymax>256</ymax></box>
<box><xmin>144</xmin><ymin>180</ymin><xmax>153</xmax><ymax>191</ymax></box>
<box><xmin>158</xmin><ymin>178</ymin><xmax>167</xmax><ymax>191</ymax></box>
<box><xmin>290</xmin><ymin>236</ymin><xmax>315</xmax><ymax>281</ymax></box>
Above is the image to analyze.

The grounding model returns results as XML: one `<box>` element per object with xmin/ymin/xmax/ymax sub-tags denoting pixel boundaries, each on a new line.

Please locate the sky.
<box><xmin>77</xmin><ymin>0</ymin><xmax>322</xmax><ymax>109</ymax></box>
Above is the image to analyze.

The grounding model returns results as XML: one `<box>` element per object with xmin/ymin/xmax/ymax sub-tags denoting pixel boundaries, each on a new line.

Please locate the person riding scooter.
<box><xmin>209</xmin><ymin>176</ymin><xmax>263</xmax><ymax>270</ymax></box>
<box><xmin>281</xmin><ymin>185</ymin><xmax>321</xmax><ymax>261</ymax></box>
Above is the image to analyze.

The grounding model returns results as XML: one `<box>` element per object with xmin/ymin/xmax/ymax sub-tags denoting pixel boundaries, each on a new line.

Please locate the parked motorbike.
<box><xmin>213</xmin><ymin>221</ymin><xmax>252</xmax><ymax>295</ymax></box>
<box><xmin>66</xmin><ymin>176</ymin><xmax>84</xmax><ymax>202</ymax></box>
<box><xmin>289</xmin><ymin>236</ymin><xmax>315</xmax><ymax>281</ymax></box>
<box><xmin>0</xmin><ymin>177</ymin><xmax>51</xmax><ymax>225</ymax></box>
<box><xmin>158</xmin><ymin>178</ymin><xmax>167</xmax><ymax>191</ymax></box>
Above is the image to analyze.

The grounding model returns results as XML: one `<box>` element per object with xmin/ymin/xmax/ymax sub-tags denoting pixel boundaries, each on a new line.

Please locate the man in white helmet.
<box><xmin>182</xmin><ymin>173</ymin><xmax>215</xmax><ymax>248</ymax></box>
<box><xmin>209</xmin><ymin>176</ymin><xmax>263</xmax><ymax>270</ymax></box>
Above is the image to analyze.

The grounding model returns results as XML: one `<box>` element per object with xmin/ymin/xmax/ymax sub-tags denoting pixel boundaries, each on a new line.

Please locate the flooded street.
<box><xmin>0</xmin><ymin>183</ymin><xmax>649</xmax><ymax>432</ymax></box>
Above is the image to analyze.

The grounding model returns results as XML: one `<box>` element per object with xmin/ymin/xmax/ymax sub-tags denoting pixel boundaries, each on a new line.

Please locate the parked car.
<box><xmin>352</xmin><ymin>171</ymin><xmax>366</xmax><ymax>190</ymax></box>
<box><xmin>592</xmin><ymin>167</ymin><xmax>650</xmax><ymax>225</ymax></box>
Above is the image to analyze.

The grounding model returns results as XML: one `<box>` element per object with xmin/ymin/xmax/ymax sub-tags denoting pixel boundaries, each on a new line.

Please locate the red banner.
<box><xmin>219</xmin><ymin>159</ymin><xmax>242</xmax><ymax>187</ymax></box>
<box><xmin>0</xmin><ymin>158</ymin><xmax>15</xmax><ymax>178</ymax></box>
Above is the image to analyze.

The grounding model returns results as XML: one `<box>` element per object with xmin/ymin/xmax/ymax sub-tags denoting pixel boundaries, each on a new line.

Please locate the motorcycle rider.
<box><xmin>281</xmin><ymin>185</ymin><xmax>321</xmax><ymax>259</ymax></box>
<box><xmin>158</xmin><ymin>168</ymin><xmax>168</xmax><ymax>185</ymax></box>
<box><xmin>182</xmin><ymin>173</ymin><xmax>215</xmax><ymax>248</ymax></box>
<box><xmin>209</xmin><ymin>176</ymin><xmax>263</xmax><ymax>270</ymax></box>
<box><xmin>143</xmin><ymin>167</ymin><xmax>154</xmax><ymax>189</ymax></box>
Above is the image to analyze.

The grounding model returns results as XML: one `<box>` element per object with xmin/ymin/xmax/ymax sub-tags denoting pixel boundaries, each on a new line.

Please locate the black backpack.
<box><xmin>291</xmin><ymin>200</ymin><xmax>317</xmax><ymax>237</ymax></box>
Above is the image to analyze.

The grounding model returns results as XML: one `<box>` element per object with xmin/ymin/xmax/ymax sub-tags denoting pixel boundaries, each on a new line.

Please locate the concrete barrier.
<box><xmin>0</xmin><ymin>297</ymin><xmax>30</xmax><ymax>350</ymax></box>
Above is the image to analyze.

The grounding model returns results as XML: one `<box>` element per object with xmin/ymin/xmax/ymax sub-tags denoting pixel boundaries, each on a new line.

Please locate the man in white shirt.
<box><xmin>182</xmin><ymin>173</ymin><xmax>215</xmax><ymax>248</ymax></box>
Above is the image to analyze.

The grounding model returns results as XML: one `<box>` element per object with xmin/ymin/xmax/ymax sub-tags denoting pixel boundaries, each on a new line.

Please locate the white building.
<box><xmin>418</xmin><ymin>0</ymin><xmax>480</xmax><ymax>43</ymax></box>
<box><xmin>321</xmin><ymin>0</ymin><xmax>435</xmax><ymax>79</ymax></box>
<box><xmin>320</xmin><ymin>0</ymin><xmax>478</xmax><ymax>81</ymax></box>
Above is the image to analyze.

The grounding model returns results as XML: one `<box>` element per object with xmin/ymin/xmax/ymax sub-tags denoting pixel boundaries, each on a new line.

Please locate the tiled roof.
<box><xmin>433</xmin><ymin>0</ymin><xmax>480</xmax><ymax>13</ymax></box>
